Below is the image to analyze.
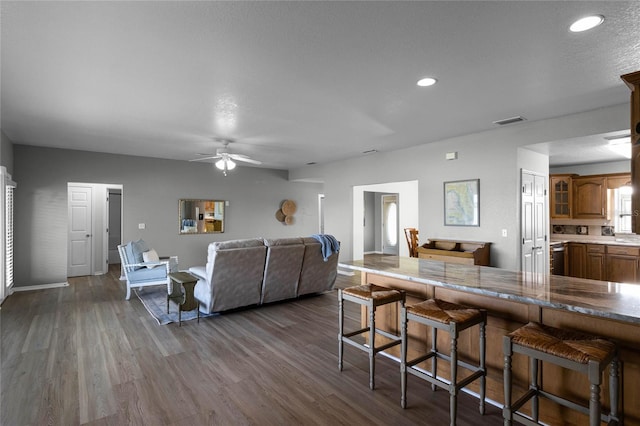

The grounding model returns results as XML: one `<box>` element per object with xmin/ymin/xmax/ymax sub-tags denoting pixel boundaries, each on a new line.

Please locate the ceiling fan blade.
<box><xmin>231</xmin><ymin>156</ymin><xmax>262</xmax><ymax>165</ymax></box>
<box><xmin>189</xmin><ymin>154</ymin><xmax>222</xmax><ymax>162</ymax></box>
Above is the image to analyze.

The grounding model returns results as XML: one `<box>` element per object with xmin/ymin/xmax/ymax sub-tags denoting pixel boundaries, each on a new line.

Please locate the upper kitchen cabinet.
<box><xmin>550</xmin><ymin>174</ymin><xmax>575</xmax><ymax>218</ymax></box>
<box><xmin>572</xmin><ymin>176</ymin><xmax>607</xmax><ymax>219</ymax></box>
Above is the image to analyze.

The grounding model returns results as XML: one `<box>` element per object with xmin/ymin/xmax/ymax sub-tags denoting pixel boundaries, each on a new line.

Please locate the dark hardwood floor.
<box><xmin>1</xmin><ymin>263</ymin><xmax>503</xmax><ymax>425</ymax></box>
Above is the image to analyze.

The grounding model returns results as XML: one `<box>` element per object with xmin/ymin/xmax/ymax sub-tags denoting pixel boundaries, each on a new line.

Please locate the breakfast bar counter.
<box><xmin>339</xmin><ymin>256</ymin><xmax>640</xmax><ymax>425</ymax></box>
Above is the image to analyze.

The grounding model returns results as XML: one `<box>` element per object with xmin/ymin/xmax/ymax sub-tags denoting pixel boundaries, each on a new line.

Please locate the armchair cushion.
<box><xmin>143</xmin><ymin>248</ymin><xmax>160</xmax><ymax>268</ymax></box>
<box><xmin>124</xmin><ymin>239</ymin><xmax>149</xmax><ymax>270</ymax></box>
<box><xmin>127</xmin><ymin>264</ymin><xmax>168</xmax><ymax>282</ymax></box>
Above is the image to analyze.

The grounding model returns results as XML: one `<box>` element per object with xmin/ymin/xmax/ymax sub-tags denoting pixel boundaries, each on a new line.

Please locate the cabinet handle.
<box><xmin>602</xmin><ymin>208</ymin><xmax>605</xmax><ymax>216</ymax></box>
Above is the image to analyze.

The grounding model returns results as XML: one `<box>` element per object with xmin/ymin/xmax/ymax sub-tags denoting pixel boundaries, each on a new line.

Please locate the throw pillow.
<box><xmin>143</xmin><ymin>248</ymin><xmax>160</xmax><ymax>269</ymax></box>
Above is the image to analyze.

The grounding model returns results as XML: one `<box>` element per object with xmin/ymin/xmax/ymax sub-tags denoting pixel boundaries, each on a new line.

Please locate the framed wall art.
<box><xmin>444</xmin><ymin>179</ymin><xmax>479</xmax><ymax>226</ymax></box>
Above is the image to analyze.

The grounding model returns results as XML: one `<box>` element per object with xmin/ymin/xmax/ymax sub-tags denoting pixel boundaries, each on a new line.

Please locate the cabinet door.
<box><xmin>586</xmin><ymin>254</ymin><xmax>605</xmax><ymax>280</ymax></box>
<box><xmin>606</xmin><ymin>255</ymin><xmax>639</xmax><ymax>283</ymax></box>
<box><xmin>568</xmin><ymin>243</ymin><xmax>586</xmax><ymax>278</ymax></box>
<box><xmin>606</xmin><ymin>246</ymin><xmax>640</xmax><ymax>283</ymax></box>
<box><xmin>550</xmin><ymin>176</ymin><xmax>572</xmax><ymax>218</ymax></box>
<box><xmin>573</xmin><ymin>177</ymin><xmax>607</xmax><ymax>219</ymax></box>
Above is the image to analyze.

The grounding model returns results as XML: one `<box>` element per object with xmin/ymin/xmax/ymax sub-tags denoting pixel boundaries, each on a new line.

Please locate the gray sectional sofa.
<box><xmin>189</xmin><ymin>236</ymin><xmax>339</xmax><ymax>314</ymax></box>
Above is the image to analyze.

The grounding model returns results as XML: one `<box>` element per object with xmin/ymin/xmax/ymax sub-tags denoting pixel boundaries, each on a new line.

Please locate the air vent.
<box><xmin>493</xmin><ymin>116</ymin><xmax>526</xmax><ymax>126</ymax></box>
<box><xmin>362</xmin><ymin>149</ymin><xmax>378</xmax><ymax>154</ymax></box>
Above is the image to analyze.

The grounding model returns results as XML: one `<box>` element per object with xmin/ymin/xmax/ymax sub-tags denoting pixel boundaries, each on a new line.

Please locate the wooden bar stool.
<box><xmin>338</xmin><ymin>284</ymin><xmax>406</xmax><ymax>390</ymax></box>
<box><xmin>503</xmin><ymin>322</ymin><xmax>620</xmax><ymax>426</ymax></box>
<box><xmin>401</xmin><ymin>299</ymin><xmax>486</xmax><ymax>426</ymax></box>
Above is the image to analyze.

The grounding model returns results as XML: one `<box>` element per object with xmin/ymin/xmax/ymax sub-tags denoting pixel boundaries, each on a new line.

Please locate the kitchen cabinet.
<box><xmin>550</xmin><ymin>173</ymin><xmax>629</xmax><ymax>219</ymax></box>
<box><xmin>565</xmin><ymin>242</ymin><xmax>640</xmax><ymax>283</ymax></box>
<box><xmin>550</xmin><ymin>175</ymin><xmax>574</xmax><ymax>218</ymax></box>
<box><xmin>572</xmin><ymin>176</ymin><xmax>607</xmax><ymax>219</ymax></box>
<box><xmin>606</xmin><ymin>245</ymin><xmax>640</xmax><ymax>283</ymax></box>
<box><xmin>585</xmin><ymin>244</ymin><xmax>605</xmax><ymax>281</ymax></box>
<box><xmin>568</xmin><ymin>243</ymin><xmax>586</xmax><ymax>278</ymax></box>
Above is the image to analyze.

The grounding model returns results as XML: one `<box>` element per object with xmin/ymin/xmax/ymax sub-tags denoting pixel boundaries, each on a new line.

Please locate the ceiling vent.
<box><xmin>493</xmin><ymin>116</ymin><xmax>526</xmax><ymax>126</ymax></box>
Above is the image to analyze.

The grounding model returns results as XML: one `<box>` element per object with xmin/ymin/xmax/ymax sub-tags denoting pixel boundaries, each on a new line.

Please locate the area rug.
<box><xmin>135</xmin><ymin>287</ymin><xmax>215</xmax><ymax>325</ymax></box>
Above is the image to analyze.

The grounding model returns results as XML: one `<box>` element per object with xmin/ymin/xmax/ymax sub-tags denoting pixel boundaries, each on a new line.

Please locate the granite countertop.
<box><xmin>550</xmin><ymin>238</ymin><xmax>640</xmax><ymax>247</ymax></box>
<box><xmin>339</xmin><ymin>257</ymin><xmax>640</xmax><ymax>325</ymax></box>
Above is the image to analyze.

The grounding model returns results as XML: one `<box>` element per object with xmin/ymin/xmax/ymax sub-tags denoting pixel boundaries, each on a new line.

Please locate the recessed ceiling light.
<box><xmin>417</xmin><ymin>77</ymin><xmax>437</xmax><ymax>87</ymax></box>
<box><xmin>569</xmin><ymin>15</ymin><xmax>604</xmax><ymax>32</ymax></box>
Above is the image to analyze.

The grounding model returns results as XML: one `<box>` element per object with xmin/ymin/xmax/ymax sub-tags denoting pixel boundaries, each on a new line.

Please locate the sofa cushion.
<box><xmin>211</xmin><ymin>238</ymin><xmax>265</xmax><ymax>251</ymax></box>
<box><xmin>264</xmin><ymin>237</ymin><xmax>304</xmax><ymax>247</ymax></box>
<box><xmin>188</xmin><ymin>266</ymin><xmax>206</xmax><ymax>280</ymax></box>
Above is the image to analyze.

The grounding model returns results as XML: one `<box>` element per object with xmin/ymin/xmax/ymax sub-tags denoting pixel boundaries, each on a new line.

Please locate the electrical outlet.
<box><xmin>501</xmin><ymin>229</ymin><xmax>508</xmax><ymax>237</ymax></box>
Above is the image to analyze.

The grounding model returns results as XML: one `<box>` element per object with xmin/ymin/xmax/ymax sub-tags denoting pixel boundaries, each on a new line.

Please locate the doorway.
<box><xmin>353</xmin><ymin>180</ymin><xmax>419</xmax><ymax>260</ymax></box>
<box><xmin>382</xmin><ymin>194</ymin><xmax>399</xmax><ymax>255</ymax></box>
<box><xmin>67</xmin><ymin>183</ymin><xmax>123</xmax><ymax>277</ymax></box>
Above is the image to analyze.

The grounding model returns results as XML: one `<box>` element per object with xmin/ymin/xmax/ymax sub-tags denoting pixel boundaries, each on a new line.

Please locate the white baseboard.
<box><xmin>337</xmin><ymin>269</ymin><xmax>355</xmax><ymax>276</ymax></box>
<box><xmin>363</xmin><ymin>251</ymin><xmax>382</xmax><ymax>255</ymax></box>
<box><xmin>12</xmin><ymin>282</ymin><xmax>70</xmax><ymax>292</ymax></box>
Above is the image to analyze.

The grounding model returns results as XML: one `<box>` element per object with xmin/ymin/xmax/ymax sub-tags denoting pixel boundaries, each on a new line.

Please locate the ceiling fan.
<box><xmin>189</xmin><ymin>139</ymin><xmax>262</xmax><ymax>176</ymax></box>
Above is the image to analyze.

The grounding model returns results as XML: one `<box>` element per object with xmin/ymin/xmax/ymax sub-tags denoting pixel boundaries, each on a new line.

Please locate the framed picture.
<box><xmin>444</xmin><ymin>179</ymin><xmax>480</xmax><ymax>226</ymax></box>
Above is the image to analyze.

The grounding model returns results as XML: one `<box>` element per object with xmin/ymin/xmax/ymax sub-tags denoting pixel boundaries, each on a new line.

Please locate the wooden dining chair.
<box><xmin>404</xmin><ymin>228</ymin><xmax>419</xmax><ymax>257</ymax></box>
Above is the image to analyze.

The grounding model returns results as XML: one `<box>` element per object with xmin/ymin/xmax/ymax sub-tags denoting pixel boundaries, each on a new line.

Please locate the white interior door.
<box><xmin>68</xmin><ymin>185</ymin><xmax>93</xmax><ymax>277</ymax></box>
<box><xmin>521</xmin><ymin>171</ymin><xmax>547</xmax><ymax>276</ymax></box>
<box><xmin>382</xmin><ymin>194</ymin><xmax>399</xmax><ymax>255</ymax></box>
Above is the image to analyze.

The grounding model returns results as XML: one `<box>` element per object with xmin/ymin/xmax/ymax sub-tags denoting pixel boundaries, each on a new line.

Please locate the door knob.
<box><xmin>86</xmin><ymin>234</ymin><xmax>91</xmax><ymax>237</ymax></box>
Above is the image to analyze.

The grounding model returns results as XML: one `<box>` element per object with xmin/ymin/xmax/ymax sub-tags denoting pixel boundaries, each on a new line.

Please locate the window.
<box><xmin>614</xmin><ymin>186</ymin><xmax>633</xmax><ymax>234</ymax></box>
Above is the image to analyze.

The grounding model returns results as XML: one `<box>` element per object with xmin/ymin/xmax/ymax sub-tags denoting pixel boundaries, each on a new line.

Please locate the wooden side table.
<box><xmin>168</xmin><ymin>271</ymin><xmax>200</xmax><ymax>326</ymax></box>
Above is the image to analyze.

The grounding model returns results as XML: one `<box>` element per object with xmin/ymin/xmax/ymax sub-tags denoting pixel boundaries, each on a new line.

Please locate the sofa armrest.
<box><xmin>188</xmin><ymin>266</ymin><xmax>207</xmax><ymax>280</ymax></box>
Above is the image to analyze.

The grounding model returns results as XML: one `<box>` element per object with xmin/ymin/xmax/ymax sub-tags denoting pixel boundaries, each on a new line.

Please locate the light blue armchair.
<box><xmin>117</xmin><ymin>239</ymin><xmax>177</xmax><ymax>300</ymax></box>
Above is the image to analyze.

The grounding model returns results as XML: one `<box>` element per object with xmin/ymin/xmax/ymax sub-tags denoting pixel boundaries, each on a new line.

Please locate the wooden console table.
<box><xmin>416</xmin><ymin>239</ymin><xmax>491</xmax><ymax>266</ymax></box>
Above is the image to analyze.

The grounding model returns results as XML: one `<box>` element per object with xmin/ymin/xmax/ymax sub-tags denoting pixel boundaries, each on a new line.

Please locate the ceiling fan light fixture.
<box><xmin>417</xmin><ymin>77</ymin><xmax>437</xmax><ymax>87</ymax></box>
<box><xmin>569</xmin><ymin>15</ymin><xmax>604</xmax><ymax>33</ymax></box>
<box><xmin>215</xmin><ymin>158</ymin><xmax>236</xmax><ymax>174</ymax></box>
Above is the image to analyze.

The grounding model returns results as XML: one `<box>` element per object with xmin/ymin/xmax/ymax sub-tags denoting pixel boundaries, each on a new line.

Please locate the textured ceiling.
<box><xmin>2</xmin><ymin>1</ymin><xmax>640</xmax><ymax>170</ymax></box>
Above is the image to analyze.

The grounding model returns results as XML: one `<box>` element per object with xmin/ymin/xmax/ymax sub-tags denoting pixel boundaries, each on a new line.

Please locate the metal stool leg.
<box><xmin>531</xmin><ymin>357</ymin><xmax>539</xmax><ymax>422</ymax></box>
<box><xmin>401</xmin><ymin>305</ymin><xmax>408</xmax><ymax>408</ymax></box>
<box><xmin>610</xmin><ymin>357</ymin><xmax>620</xmax><ymax>422</ymax></box>
<box><xmin>431</xmin><ymin>327</ymin><xmax>438</xmax><ymax>391</ymax></box>
<box><xmin>588</xmin><ymin>360</ymin><xmax>602</xmax><ymax>426</ymax></box>
<box><xmin>449</xmin><ymin>331</ymin><xmax>458</xmax><ymax>426</ymax></box>
<box><xmin>479</xmin><ymin>321</ymin><xmax>486</xmax><ymax>415</ymax></box>
<box><xmin>503</xmin><ymin>336</ymin><xmax>513</xmax><ymax>426</ymax></box>
<box><xmin>369</xmin><ymin>304</ymin><xmax>376</xmax><ymax>390</ymax></box>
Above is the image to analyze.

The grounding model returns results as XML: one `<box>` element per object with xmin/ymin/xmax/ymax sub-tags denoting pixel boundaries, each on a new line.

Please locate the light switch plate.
<box><xmin>501</xmin><ymin>229</ymin><xmax>508</xmax><ymax>237</ymax></box>
<box><xmin>138</xmin><ymin>223</ymin><xmax>145</xmax><ymax>230</ymax></box>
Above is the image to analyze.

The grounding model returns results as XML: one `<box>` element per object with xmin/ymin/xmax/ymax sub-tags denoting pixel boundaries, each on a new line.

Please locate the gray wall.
<box><xmin>1</xmin><ymin>130</ymin><xmax>14</xmax><ymax>174</ymax></box>
<box><xmin>13</xmin><ymin>146</ymin><xmax>322</xmax><ymax>287</ymax></box>
<box><xmin>291</xmin><ymin>103</ymin><xmax>629</xmax><ymax>270</ymax></box>
<box><xmin>10</xmin><ymin>103</ymin><xmax>630</xmax><ymax>285</ymax></box>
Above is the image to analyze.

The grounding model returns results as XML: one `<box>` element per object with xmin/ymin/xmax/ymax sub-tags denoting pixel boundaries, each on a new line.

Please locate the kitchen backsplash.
<box><xmin>552</xmin><ymin>224</ymin><xmax>615</xmax><ymax>236</ymax></box>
